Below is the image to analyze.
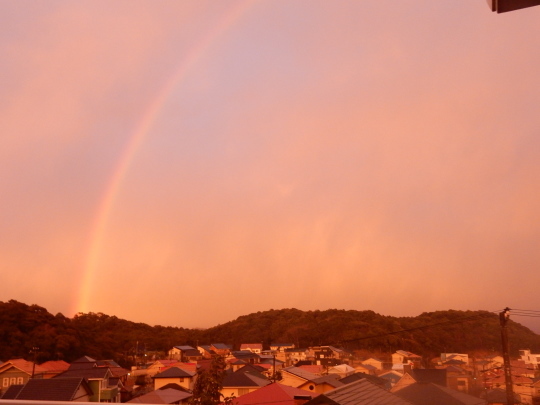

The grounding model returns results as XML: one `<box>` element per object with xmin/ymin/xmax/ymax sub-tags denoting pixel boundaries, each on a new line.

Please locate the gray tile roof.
<box><xmin>393</xmin><ymin>382</ymin><xmax>486</xmax><ymax>405</ymax></box>
<box><xmin>307</xmin><ymin>379</ymin><xmax>413</xmax><ymax>405</ymax></box>
<box><xmin>153</xmin><ymin>367</ymin><xmax>195</xmax><ymax>379</ymax></box>
<box><xmin>11</xmin><ymin>378</ymin><xmax>92</xmax><ymax>401</ymax></box>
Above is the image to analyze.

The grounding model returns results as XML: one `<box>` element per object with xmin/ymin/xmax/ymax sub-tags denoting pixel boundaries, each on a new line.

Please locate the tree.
<box><xmin>189</xmin><ymin>355</ymin><xmax>235</xmax><ymax>405</ymax></box>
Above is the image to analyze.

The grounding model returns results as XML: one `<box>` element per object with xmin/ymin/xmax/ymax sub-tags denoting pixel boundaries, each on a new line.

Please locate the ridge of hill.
<box><xmin>1</xmin><ymin>300</ymin><xmax>539</xmax><ymax>367</ymax></box>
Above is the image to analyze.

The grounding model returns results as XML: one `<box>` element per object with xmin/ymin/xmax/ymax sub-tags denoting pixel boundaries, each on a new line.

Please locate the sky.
<box><xmin>1</xmin><ymin>1</ymin><xmax>540</xmax><ymax>333</ymax></box>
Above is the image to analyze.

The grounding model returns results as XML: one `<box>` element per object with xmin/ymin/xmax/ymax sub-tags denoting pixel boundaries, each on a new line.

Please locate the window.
<box><xmin>3</xmin><ymin>378</ymin><xmax>8</xmax><ymax>387</ymax></box>
<box><xmin>238</xmin><ymin>388</ymin><xmax>249</xmax><ymax>395</ymax></box>
<box><xmin>10</xmin><ymin>378</ymin><xmax>16</xmax><ymax>385</ymax></box>
<box><xmin>17</xmin><ymin>377</ymin><xmax>23</xmax><ymax>384</ymax></box>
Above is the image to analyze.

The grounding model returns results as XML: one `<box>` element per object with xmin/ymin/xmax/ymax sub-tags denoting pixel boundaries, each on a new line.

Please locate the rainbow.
<box><xmin>74</xmin><ymin>2</ymin><xmax>253</xmax><ymax>315</ymax></box>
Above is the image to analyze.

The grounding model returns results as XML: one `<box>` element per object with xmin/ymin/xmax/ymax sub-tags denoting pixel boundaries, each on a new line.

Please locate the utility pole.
<box><xmin>30</xmin><ymin>346</ymin><xmax>39</xmax><ymax>378</ymax></box>
<box><xmin>499</xmin><ymin>307</ymin><xmax>514</xmax><ymax>405</ymax></box>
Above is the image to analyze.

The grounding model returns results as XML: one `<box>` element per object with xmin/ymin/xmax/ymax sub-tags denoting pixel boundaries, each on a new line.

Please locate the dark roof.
<box><xmin>55</xmin><ymin>367</ymin><xmax>111</xmax><ymax>379</ymax></box>
<box><xmin>393</xmin><ymin>382</ymin><xmax>486</xmax><ymax>405</ymax></box>
<box><xmin>222</xmin><ymin>371</ymin><xmax>270</xmax><ymax>388</ymax></box>
<box><xmin>1</xmin><ymin>384</ymin><xmax>24</xmax><ymax>399</ymax></box>
<box><xmin>235</xmin><ymin>364</ymin><xmax>268</xmax><ymax>375</ymax></box>
<box><xmin>183</xmin><ymin>349</ymin><xmax>202</xmax><ymax>357</ymax></box>
<box><xmin>158</xmin><ymin>383</ymin><xmax>191</xmax><ymax>393</ymax></box>
<box><xmin>127</xmin><ymin>387</ymin><xmax>192</xmax><ymax>404</ymax></box>
<box><xmin>410</xmin><ymin>369</ymin><xmax>447</xmax><ymax>387</ymax></box>
<box><xmin>153</xmin><ymin>367</ymin><xmax>194</xmax><ymax>379</ymax></box>
<box><xmin>340</xmin><ymin>372</ymin><xmax>390</xmax><ymax>389</ymax></box>
<box><xmin>12</xmin><ymin>378</ymin><xmax>92</xmax><ymax>401</ymax></box>
<box><xmin>305</xmin><ymin>379</ymin><xmax>412</xmax><ymax>405</ymax></box>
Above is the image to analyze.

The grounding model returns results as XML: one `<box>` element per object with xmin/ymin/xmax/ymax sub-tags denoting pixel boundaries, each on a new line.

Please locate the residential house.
<box><xmin>210</xmin><ymin>343</ymin><xmax>232</xmax><ymax>357</ymax></box>
<box><xmin>378</xmin><ymin>370</ymin><xmax>404</xmax><ymax>388</ymax></box>
<box><xmin>327</xmin><ymin>364</ymin><xmax>355</xmax><ymax>379</ymax></box>
<box><xmin>308</xmin><ymin>346</ymin><xmax>349</xmax><ymax>367</ymax></box>
<box><xmin>392</xmin><ymin>368</ymin><xmax>447</xmax><ymax>392</ymax></box>
<box><xmin>221</xmin><ymin>370</ymin><xmax>270</xmax><ymax>398</ymax></box>
<box><xmin>297</xmin><ymin>375</ymin><xmax>344</xmax><ymax>395</ymax></box>
<box><xmin>1</xmin><ymin>377</ymin><xmax>93</xmax><ymax>402</ymax></box>
<box><xmin>152</xmin><ymin>367</ymin><xmax>196</xmax><ymax>392</ymax></box>
<box><xmin>441</xmin><ymin>353</ymin><xmax>470</xmax><ymax>366</ymax></box>
<box><xmin>55</xmin><ymin>365</ymin><xmax>120</xmax><ymax>402</ymax></box>
<box><xmin>168</xmin><ymin>346</ymin><xmax>202</xmax><ymax>363</ymax></box>
<box><xmin>197</xmin><ymin>345</ymin><xmax>215</xmax><ymax>359</ymax></box>
<box><xmin>231</xmin><ymin>382</ymin><xmax>315</xmax><ymax>405</ymax></box>
<box><xmin>284</xmin><ymin>348</ymin><xmax>309</xmax><ymax>367</ymax></box>
<box><xmin>228</xmin><ymin>350</ymin><xmax>260</xmax><ymax>365</ymax></box>
<box><xmin>280</xmin><ymin>367</ymin><xmax>321</xmax><ymax>388</ymax></box>
<box><xmin>271</xmin><ymin>343</ymin><xmax>296</xmax><ymax>353</ymax></box>
<box><xmin>484</xmin><ymin>388</ymin><xmax>521</xmax><ymax>405</ymax></box>
<box><xmin>392</xmin><ymin>351</ymin><xmax>422</xmax><ymax>369</ymax></box>
<box><xmin>489</xmin><ymin>373</ymin><xmax>534</xmax><ymax>404</ymax></box>
<box><xmin>146</xmin><ymin>360</ymin><xmax>179</xmax><ymax>377</ymax></box>
<box><xmin>520</xmin><ymin>349</ymin><xmax>540</xmax><ymax>367</ymax></box>
<box><xmin>354</xmin><ymin>363</ymin><xmax>378</xmax><ymax>375</ymax></box>
<box><xmin>240</xmin><ymin>343</ymin><xmax>263</xmax><ymax>354</ymax></box>
<box><xmin>303</xmin><ymin>378</ymin><xmax>413</xmax><ymax>405</ymax></box>
<box><xmin>127</xmin><ymin>388</ymin><xmax>192</xmax><ymax>404</ymax></box>
<box><xmin>0</xmin><ymin>359</ymin><xmax>47</xmax><ymax>393</ymax></box>
<box><xmin>361</xmin><ymin>357</ymin><xmax>385</xmax><ymax>371</ymax></box>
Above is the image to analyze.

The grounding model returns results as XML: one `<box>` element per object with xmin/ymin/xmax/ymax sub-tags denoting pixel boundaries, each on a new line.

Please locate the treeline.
<box><xmin>1</xmin><ymin>300</ymin><xmax>539</xmax><ymax>367</ymax></box>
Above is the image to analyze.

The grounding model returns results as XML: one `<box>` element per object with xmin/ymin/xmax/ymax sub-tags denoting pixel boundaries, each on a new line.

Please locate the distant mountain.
<box><xmin>1</xmin><ymin>300</ymin><xmax>539</xmax><ymax>366</ymax></box>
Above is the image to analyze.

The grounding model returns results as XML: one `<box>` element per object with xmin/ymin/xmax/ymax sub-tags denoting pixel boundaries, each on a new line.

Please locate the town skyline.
<box><xmin>1</xmin><ymin>1</ymin><xmax>540</xmax><ymax>331</ymax></box>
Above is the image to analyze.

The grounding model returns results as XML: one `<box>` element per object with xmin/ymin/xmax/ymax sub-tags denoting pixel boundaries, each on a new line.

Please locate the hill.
<box><xmin>1</xmin><ymin>300</ymin><xmax>539</xmax><ymax>366</ymax></box>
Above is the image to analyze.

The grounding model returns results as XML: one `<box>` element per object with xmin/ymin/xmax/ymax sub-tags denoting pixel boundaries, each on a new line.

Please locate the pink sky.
<box><xmin>1</xmin><ymin>1</ymin><xmax>540</xmax><ymax>333</ymax></box>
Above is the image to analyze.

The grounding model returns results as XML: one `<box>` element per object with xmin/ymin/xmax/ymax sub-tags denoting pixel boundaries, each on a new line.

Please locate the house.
<box><xmin>441</xmin><ymin>353</ymin><xmax>470</xmax><ymax>366</ymax></box>
<box><xmin>153</xmin><ymin>367</ymin><xmax>196</xmax><ymax>392</ymax></box>
<box><xmin>228</xmin><ymin>350</ymin><xmax>260</xmax><ymax>365</ymax></box>
<box><xmin>231</xmin><ymin>382</ymin><xmax>315</xmax><ymax>405</ymax></box>
<box><xmin>168</xmin><ymin>346</ymin><xmax>202</xmax><ymax>363</ymax></box>
<box><xmin>484</xmin><ymin>388</ymin><xmax>520</xmax><ymax>405</ymax></box>
<box><xmin>378</xmin><ymin>370</ymin><xmax>404</xmax><ymax>388</ymax></box>
<box><xmin>0</xmin><ymin>359</ymin><xmax>47</xmax><ymax>393</ymax></box>
<box><xmin>284</xmin><ymin>348</ymin><xmax>309</xmax><ymax>366</ymax></box>
<box><xmin>197</xmin><ymin>345</ymin><xmax>216</xmax><ymax>359</ymax></box>
<box><xmin>393</xmin><ymin>382</ymin><xmax>487</xmax><ymax>405</ymax></box>
<box><xmin>270</xmin><ymin>343</ymin><xmax>295</xmax><ymax>353</ymax></box>
<box><xmin>240</xmin><ymin>343</ymin><xmax>263</xmax><ymax>354</ymax></box>
<box><xmin>392</xmin><ymin>368</ymin><xmax>447</xmax><ymax>392</ymax></box>
<box><xmin>307</xmin><ymin>346</ymin><xmax>350</xmax><ymax>367</ymax></box>
<box><xmin>361</xmin><ymin>357</ymin><xmax>385</xmax><ymax>371</ymax></box>
<box><xmin>297</xmin><ymin>375</ymin><xmax>344</xmax><ymax>395</ymax></box>
<box><xmin>210</xmin><ymin>343</ymin><xmax>232</xmax><ymax>356</ymax></box>
<box><xmin>221</xmin><ymin>370</ymin><xmax>270</xmax><ymax>398</ymax></box>
<box><xmin>355</xmin><ymin>363</ymin><xmax>377</xmax><ymax>375</ymax></box>
<box><xmin>327</xmin><ymin>364</ymin><xmax>355</xmax><ymax>378</ymax></box>
<box><xmin>520</xmin><ymin>349</ymin><xmax>540</xmax><ymax>367</ymax></box>
<box><xmin>55</xmin><ymin>365</ymin><xmax>120</xmax><ymax>402</ymax></box>
<box><xmin>392</xmin><ymin>351</ymin><xmax>422</xmax><ymax>368</ymax></box>
<box><xmin>279</xmin><ymin>367</ymin><xmax>321</xmax><ymax>388</ymax></box>
<box><xmin>146</xmin><ymin>360</ymin><xmax>179</xmax><ymax>376</ymax></box>
<box><xmin>1</xmin><ymin>377</ymin><xmax>93</xmax><ymax>402</ymax></box>
<box><xmin>127</xmin><ymin>387</ymin><xmax>192</xmax><ymax>404</ymax></box>
<box><xmin>303</xmin><ymin>378</ymin><xmax>413</xmax><ymax>405</ymax></box>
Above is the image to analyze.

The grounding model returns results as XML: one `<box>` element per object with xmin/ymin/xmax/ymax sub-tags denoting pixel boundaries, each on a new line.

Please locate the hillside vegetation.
<box><xmin>1</xmin><ymin>300</ymin><xmax>539</xmax><ymax>367</ymax></box>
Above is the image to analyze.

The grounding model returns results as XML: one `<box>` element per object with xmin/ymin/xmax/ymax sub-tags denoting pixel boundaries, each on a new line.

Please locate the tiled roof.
<box><xmin>211</xmin><ymin>343</ymin><xmax>231</xmax><ymax>350</ymax></box>
<box><xmin>39</xmin><ymin>360</ymin><xmax>70</xmax><ymax>372</ymax></box>
<box><xmin>127</xmin><ymin>387</ymin><xmax>192</xmax><ymax>403</ymax></box>
<box><xmin>1</xmin><ymin>384</ymin><xmax>24</xmax><ymax>399</ymax></box>
<box><xmin>223</xmin><ymin>371</ymin><xmax>270</xmax><ymax>388</ymax></box>
<box><xmin>309</xmin><ymin>375</ymin><xmax>344</xmax><ymax>388</ymax></box>
<box><xmin>297</xmin><ymin>365</ymin><xmax>323</xmax><ymax>375</ymax></box>
<box><xmin>240</xmin><ymin>343</ymin><xmax>263</xmax><ymax>350</ymax></box>
<box><xmin>13</xmin><ymin>378</ymin><xmax>92</xmax><ymax>401</ymax></box>
<box><xmin>282</xmin><ymin>366</ymin><xmax>320</xmax><ymax>381</ymax></box>
<box><xmin>174</xmin><ymin>345</ymin><xmax>195</xmax><ymax>351</ymax></box>
<box><xmin>2</xmin><ymin>358</ymin><xmax>47</xmax><ymax>375</ymax></box>
<box><xmin>233</xmin><ymin>382</ymin><xmax>315</xmax><ymax>405</ymax></box>
<box><xmin>410</xmin><ymin>369</ymin><xmax>447</xmax><ymax>387</ymax></box>
<box><xmin>308</xmin><ymin>379</ymin><xmax>413</xmax><ymax>405</ymax></box>
<box><xmin>394</xmin><ymin>382</ymin><xmax>486</xmax><ymax>405</ymax></box>
<box><xmin>153</xmin><ymin>367</ymin><xmax>195</xmax><ymax>379</ymax></box>
<box><xmin>55</xmin><ymin>367</ymin><xmax>111</xmax><ymax>379</ymax></box>
<box><xmin>340</xmin><ymin>372</ymin><xmax>389</xmax><ymax>389</ymax></box>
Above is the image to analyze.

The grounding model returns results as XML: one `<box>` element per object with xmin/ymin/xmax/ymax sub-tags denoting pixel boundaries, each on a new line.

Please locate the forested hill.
<box><xmin>1</xmin><ymin>300</ymin><xmax>539</xmax><ymax>367</ymax></box>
